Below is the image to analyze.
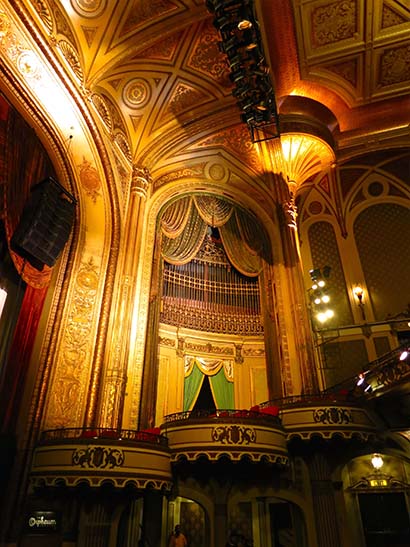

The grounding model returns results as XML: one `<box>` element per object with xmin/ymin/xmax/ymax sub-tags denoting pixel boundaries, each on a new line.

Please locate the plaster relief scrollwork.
<box><xmin>78</xmin><ymin>157</ymin><xmax>102</xmax><ymax>202</ymax></box>
<box><xmin>380</xmin><ymin>45</ymin><xmax>410</xmax><ymax>86</ymax></box>
<box><xmin>71</xmin><ymin>0</ymin><xmax>107</xmax><ymax>18</ymax></box>
<box><xmin>311</xmin><ymin>1</ymin><xmax>356</xmax><ymax>47</ymax></box>
<box><xmin>313</xmin><ymin>407</ymin><xmax>352</xmax><ymax>425</ymax></box>
<box><xmin>33</xmin><ymin>0</ymin><xmax>53</xmax><ymax>33</ymax></box>
<box><xmin>212</xmin><ymin>425</ymin><xmax>256</xmax><ymax>445</ymax></box>
<box><xmin>72</xmin><ymin>446</ymin><xmax>124</xmax><ymax>468</ymax></box>
<box><xmin>47</xmin><ymin>258</ymin><xmax>99</xmax><ymax>428</ymax></box>
<box><xmin>59</xmin><ymin>39</ymin><xmax>84</xmax><ymax>82</ymax></box>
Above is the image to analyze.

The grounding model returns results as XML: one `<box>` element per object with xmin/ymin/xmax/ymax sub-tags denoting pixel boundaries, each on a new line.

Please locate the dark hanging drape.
<box><xmin>0</xmin><ymin>99</ymin><xmax>56</xmax><ymax>432</ymax></box>
<box><xmin>161</xmin><ymin>195</ymin><xmax>272</xmax><ymax>273</ymax></box>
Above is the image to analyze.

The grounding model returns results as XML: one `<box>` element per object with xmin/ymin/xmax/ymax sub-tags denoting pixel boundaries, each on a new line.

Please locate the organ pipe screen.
<box><xmin>161</xmin><ymin>228</ymin><xmax>263</xmax><ymax>335</ymax></box>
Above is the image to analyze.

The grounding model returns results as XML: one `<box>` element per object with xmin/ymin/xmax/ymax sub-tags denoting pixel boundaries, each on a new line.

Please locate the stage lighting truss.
<box><xmin>207</xmin><ymin>0</ymin><xmax>280</xmax><ymax>142</ymax></box>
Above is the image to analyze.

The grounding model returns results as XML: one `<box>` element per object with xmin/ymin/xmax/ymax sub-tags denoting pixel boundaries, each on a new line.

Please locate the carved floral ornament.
<box><xmin>72</xmin><ymin>446</ymin><xmax>125</xmax><ymax>468</ymax></box>
<box><xmin>313</xmin><ymin>407</ymin><xmax>353</xmax><ymax>425</ymax></box>
<box><xmin>212</xmin><ymin>425</ymin><xmax>256</xmax><ymax>445</ymax></box>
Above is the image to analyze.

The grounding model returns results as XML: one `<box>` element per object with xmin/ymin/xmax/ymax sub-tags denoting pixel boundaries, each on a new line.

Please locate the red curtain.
<box><xmin>1</xmin><ymin>285</ymin><xmax>48</xmax><ymax>431</ymax></box>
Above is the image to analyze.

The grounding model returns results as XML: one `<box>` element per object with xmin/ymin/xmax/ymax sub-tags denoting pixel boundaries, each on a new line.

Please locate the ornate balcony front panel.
<box><xmin>31</xmin><ymin>428</ymin><xmax>172</xmax><ymax>491</ymax></box>
<box><xmin>261</xmin><ymin>395</ymin><xmax>381</xmax><ymax>442</ymax></box>
<box><xmin>161</xmin><ymin>410</ymin><xmax>288</xmax><ymax>465</ymax></box>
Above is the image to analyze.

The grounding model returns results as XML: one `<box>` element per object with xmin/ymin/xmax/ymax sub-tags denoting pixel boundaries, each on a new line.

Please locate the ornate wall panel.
<box><xmin>354</xmin><ymin>203</ymin><xmax>410</xmax><ymax>320</ymax></box>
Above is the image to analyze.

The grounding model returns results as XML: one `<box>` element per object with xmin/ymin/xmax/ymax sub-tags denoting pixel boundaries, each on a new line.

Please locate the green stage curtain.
<box><xmin>183</xmin><ymin>361</ymin><xmax>204</xmax><ymax>411</ymax></box>
<box><xmin>209</xmin><ymin>367</ymin><xmax>234</xmax><ymax>409</ymax></box>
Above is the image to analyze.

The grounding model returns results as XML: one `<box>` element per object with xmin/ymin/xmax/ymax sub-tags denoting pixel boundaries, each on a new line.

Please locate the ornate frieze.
<box><xmin>212</xmin><ymin>425</ymin><xmax>256</xmax><ymax>445</ymax></box>
<box><xmin>72</xmin><ymin>446</ymin><xmax>125</xmax><ymax>468</ymax></box>
<box><xmin>313</xmin><ymin>407</ymin><xmax>352</xmax><ymax>425</ymax></box>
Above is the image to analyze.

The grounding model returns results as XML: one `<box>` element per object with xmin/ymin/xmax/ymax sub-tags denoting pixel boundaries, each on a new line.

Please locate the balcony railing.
<box><xmin>39</xmin><ymin>427</ymin><xmax>168</xmax><ymax>447</ymax></box>
<box><xmin>163</xmin><ymin>408</ymin><xmax>281</xmax><ymax>425</ymax></box>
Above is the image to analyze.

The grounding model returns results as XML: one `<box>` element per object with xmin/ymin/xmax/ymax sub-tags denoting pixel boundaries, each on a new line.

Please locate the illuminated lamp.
<box><xmin>371</xmin><ymin>454</ymin><xmax>384</xmax><ymax>470</ymax></box>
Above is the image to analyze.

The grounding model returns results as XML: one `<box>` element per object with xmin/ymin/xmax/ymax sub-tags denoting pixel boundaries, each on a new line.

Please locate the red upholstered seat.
<box><xmin>260</xmin><ymin>405</ymin><xmax>279</xmax><ymax>416</ymax></box>
<box><xmin>250</xmin><ymin>405</ymin><xmax>260</xmax><ymax>412</ymax></box>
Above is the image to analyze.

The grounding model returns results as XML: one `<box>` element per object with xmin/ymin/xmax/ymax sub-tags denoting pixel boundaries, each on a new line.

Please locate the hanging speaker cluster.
<box><xmin>10</xmin><ymin>177</ymin><xmax>76</xmax><ymax>271</ymax></box>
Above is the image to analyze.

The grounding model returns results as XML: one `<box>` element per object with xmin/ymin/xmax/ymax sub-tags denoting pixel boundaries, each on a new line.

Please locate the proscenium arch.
<box><xmin>133</xmin><ymin>181</ymin><xmax>281</xmax><ymax>428</ymax></box>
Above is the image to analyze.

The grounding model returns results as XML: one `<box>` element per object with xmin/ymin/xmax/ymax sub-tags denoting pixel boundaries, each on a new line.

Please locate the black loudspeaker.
<box><xmin>10</xmin><ymin>177</ymin><xmax>76</xmax><ymax>271</ymax></box>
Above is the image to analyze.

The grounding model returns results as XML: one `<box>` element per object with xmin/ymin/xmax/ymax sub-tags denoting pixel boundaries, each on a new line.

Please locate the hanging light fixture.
<box><xmin>371</xmin><ymin>454</ymin><xmax>384</xmax><ymax>470</ymax></box>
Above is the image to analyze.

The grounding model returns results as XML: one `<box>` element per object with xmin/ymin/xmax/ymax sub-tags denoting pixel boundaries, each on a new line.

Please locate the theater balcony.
<box><xmin>160</xmin><ymin>408</ymin><xmax>289</xmax><ymax>465</ymax></box>
<box><xmin>30</xmin><ymin>428</ymin><xmax>172</xmax><ymax>491</ymax></box>
<box><xmin>260</xmin><ymin>393</ymin><xmax>381</xmax><ymax>443</ymax></box>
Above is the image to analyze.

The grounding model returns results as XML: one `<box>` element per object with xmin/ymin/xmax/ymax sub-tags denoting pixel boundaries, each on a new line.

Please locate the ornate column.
<box><xmin>258</xmin><ymin>118</ymin><xmax>335</xmax><ymax>395</ymax></box>
<box><xmin>308</xmin><ymin>452</ymin><xmax>341</xmax><ymax>547</ymax></box>
<box><xmin>97</xmin><ymin>166</ymin><xmax>151</xmax><ymax>429</ymax></box>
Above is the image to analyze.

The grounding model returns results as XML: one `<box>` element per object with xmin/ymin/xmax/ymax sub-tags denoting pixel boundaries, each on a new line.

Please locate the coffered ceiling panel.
<box><xmin>291</xmin><ymin>0</ymin><xmax>410</xmax><ymax>106</ymax></box>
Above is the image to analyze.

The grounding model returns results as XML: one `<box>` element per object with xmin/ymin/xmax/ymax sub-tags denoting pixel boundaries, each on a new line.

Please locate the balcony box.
<box><xmin>261</xmin><ymin>394</ymin><xmax>381</xmax><ymax>442</ymax></box>
<box><xmin>30</xmin><ymin>428</ymin><xmax>172</xmax><ymax>491</ymax></box>
<box><xmin>161</xmin><ymin>409</ymin><xmax>288</xmax><ymax>465</ymax></box>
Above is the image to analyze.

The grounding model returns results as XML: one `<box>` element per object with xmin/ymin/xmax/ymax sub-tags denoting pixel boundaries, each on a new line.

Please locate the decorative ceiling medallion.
<box><xmin>311</xmin><ymin>1</ymin><xmax>356</xmax><ymax>47</ymax></box>
<box><xmin>379</xmin><ymin>44</ymin><xmax>410</xmax><ymax>86</ymax></box>
<box><xmin>17</xmin><ymin>51</ymin><xmax>41</xmax><ymax>80</ymax></box>
<box><xmin>205</xmin><ymin>162</ymin><xmax>229</xmax><ymax>183</ymax></box>
<box><xmin>308</xmin><ymin>201</ymin><xmax>323</xmax><ymax>215</ymax></box>
<box><xmin>71</xmin><ymin>0</ymin><xmax>107</xmax><ymax>18</ymax></box>
<box><xmin>123</xmin><ymin>78</ymin><xmax>151</xmax><ymax>109</ymax></box>
<box><xmin>188</xmin><ymin>19</ymin><xmax>230</xmax><ymax>85</ymax></box>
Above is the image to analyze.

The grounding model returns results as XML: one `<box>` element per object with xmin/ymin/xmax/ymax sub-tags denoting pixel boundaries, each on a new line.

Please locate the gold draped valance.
<box><xmin>184</xmin><ymin>355</ymin><xmax>234</xmax><ymax>382</ymax></box>
<box><xmin>160</xmin><ymin>195</ymin><xmax>272</xmax><ymax>275</ymax></box>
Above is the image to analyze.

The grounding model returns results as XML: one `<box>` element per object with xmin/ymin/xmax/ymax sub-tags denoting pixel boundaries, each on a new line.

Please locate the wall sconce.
<box><xmin>353</xmin><ymin>286</ymin><xmax>366</xmax><ymax>320</ymax></box>
<box><xmin>371</xmin><ymin>453</ymin><xmax>384</xmax><ymax>470</ymax></box>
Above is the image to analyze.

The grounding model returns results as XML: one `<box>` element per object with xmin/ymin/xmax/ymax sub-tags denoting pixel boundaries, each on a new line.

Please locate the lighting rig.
<box><xmin>206</xmin><ymin>0</ymin><xmax>280</xmax><ymax>142</ymax></box>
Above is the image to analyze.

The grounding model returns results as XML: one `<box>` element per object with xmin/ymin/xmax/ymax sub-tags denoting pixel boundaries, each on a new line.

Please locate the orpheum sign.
<box><xmin>26</xmin><ymin>511</ymin><xmax>59</xmax><ymax>532</ymax></box>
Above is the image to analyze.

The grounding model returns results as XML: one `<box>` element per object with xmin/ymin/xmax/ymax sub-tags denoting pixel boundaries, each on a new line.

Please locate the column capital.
<box><xmin>131</xmin><ymin>165</ymin><xmax>152</xmax><ymax>198</ymax></box>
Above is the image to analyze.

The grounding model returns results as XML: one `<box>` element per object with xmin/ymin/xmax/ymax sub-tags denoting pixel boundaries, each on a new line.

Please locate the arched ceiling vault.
<box><xmin>3</xmin><ymin>0</ymin><xmax>410</xmax><ymax>184</ymax></box>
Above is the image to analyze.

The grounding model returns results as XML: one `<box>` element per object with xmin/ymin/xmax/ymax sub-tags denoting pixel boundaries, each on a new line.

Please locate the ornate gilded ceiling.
<box><xmin>2</xmin><ymin>0</ymin><xmax>410</xmax><ymax>175</ymax></box>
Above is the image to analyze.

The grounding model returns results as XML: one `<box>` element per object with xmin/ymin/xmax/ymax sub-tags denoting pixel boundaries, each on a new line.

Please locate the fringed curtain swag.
<box><xmin>161</xmin><ymin>195</ymin><xmax>272</xmax><ymax>275</ymax></box>
<box><xmin>183</xmin><ymin>356</ymin><xmax>234</xmax><ymax>411</ymax></box>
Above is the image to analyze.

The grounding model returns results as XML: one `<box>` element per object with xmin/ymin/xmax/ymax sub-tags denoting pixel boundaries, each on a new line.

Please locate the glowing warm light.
<box><xmin>312</xmin><ymin>283</ymin><xmax>318</xmax><ymax>290</ymax></box>
<box><xmin>353</xmin><ymin>286</ymin><xmax>364</xmax><ymax>301</ymax></box>
<box><xmin>399</xmin><ymin>350</ymin><xmax>408</xmax><ymax>361</ymax></box>
<box><xmin>318</xmin><ymin>280</ymin><xmax>325</xmax><ymax>288</ymax></box>
<box><xmin>357</xmin><ymin>375</ymin><xmax>365</xmax><ymax>386</ymax></box>
<box><xmin>325</xmin><ymin>309</ymin><xmax>334</xmax><ymax>318</ymax></box>
<box><xmin>0</xmin><ymin>288</ymin><xmax>7</xmax><ymax>319</ymax></box>
<box><xmin>280</xmin><ymin>133</ymin><xmax>335</xmax><ymax>191</ymax></box>
<box><xmin>371</xmin><ymin>454</ymin><xmax>384</xmax><ymax>470</ymax></box>
<box><xmin>322</xmin><ymin>295</ymin><xmax>330</xmax><ymax>303</ymax></box>
<box><xmin>317</xmin><ymin>313</ymin><xmax>327</xmax><ymax>323</ymax></box>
